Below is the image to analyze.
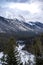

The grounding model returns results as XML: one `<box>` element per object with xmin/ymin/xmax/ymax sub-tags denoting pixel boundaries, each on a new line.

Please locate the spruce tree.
<box><xmin>3</xmin><ymin>37</ymin><xmax>18</xmax><ymax>65</ymax></box>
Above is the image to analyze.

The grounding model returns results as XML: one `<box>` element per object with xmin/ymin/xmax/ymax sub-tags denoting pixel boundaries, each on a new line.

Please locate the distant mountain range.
<box><xmin>0</xmin><ymin>16</ymin><xmax>43</xmax><ymax>37</ymax></box>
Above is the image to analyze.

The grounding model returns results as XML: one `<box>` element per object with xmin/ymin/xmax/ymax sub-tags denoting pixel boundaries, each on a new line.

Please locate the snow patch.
<box><xmin>16</xmin><ymin>44</ymin><xmax>35</xmax><ymax>65</ymax></box>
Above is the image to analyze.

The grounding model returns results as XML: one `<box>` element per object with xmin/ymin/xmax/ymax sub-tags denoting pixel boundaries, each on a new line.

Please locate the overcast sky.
<box><xmin>0</xmin><ymin>0</ymin><xmax>43</xmax><ymax>22</ymax></box>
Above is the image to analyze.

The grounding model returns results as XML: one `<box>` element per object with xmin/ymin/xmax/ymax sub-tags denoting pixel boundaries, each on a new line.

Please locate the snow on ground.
<box><xmin>0</xmin><ymin>52</ymin><xmax>7</xmax><ymax>65</ymax></box>
<box><xmin>0</xmin><ymin>52</ymin><xmax>3</xmax><ymax>65</ymax></box>
<box><xmin>16</xmin><ymin>44</ymin><xmax>35</xmax><ymax>65</ymax></box>
<box><xmin>0</xmin><ymin>44</ymin><xmax>35</xmax><ymax>65</ymax></box>
<box><xmin>0</xmin><ymin>52</ymin><xmax>3</xmax><ymax>58</ymax></box>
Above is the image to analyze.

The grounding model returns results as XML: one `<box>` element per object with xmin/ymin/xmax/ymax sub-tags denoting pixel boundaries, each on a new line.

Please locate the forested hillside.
<box><xmin>0</xmin><ymin>33</ymin><xmax>43</xmax><ymax>65</ymax></box>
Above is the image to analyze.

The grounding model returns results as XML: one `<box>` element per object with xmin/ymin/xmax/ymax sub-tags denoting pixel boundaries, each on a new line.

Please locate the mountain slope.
<box><xmin>0</xmin><ymin>16</ymin><xmax>43</xmax><ymax>37</ymax></box>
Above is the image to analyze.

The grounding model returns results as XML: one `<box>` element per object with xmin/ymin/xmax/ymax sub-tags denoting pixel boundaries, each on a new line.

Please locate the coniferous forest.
<box><xmin>0</xmin><ymin>33</ymin><xmax>43</xmax><ymax>65</ymax></box>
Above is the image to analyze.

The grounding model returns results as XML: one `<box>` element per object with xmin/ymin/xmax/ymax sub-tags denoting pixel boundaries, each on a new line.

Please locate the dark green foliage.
<box><xmin>33</xmin><ymin>38</ymin><xmax>42</xmax><ymax>56</ymax></box>
<box><xmin>0</xmin><ymin>33</ymin><xmax>43</xmax><ymax>65</ymax></box>
<box><xmin>36</xmin><ymin>57</ymin><xmax>43</xmax><ymax>65</ymax></box>
<box><xmin>6</xmin><ymin>37</ymin><xmax>18</xmax><ymax>65</ymax></box>
<box><xmin>20</xmin><ymin>63</ymin><xmax>23</xmax><ymax>65</ymax></box>
<box><xmin>2</xmin><ymin>37</ymin><xmax>18</xmax><ymax>65</ymax></box>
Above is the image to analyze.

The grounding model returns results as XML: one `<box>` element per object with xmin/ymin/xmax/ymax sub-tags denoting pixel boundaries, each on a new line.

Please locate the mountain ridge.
<box><xmin>0</xmin><ymin>16</ymin><xmax>43</xmax><ymax>37</ymax></box>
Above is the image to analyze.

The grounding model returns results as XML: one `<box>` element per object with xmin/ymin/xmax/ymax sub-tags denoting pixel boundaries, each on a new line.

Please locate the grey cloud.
<box><xmin>0</xmin><ymin>0</ymin><xmax>28</xmax><ymax>3</ymax></box>
<box><xmin>0</xmin><ymin>0</ymin><xmax>43</xmax><ymax>3</ymax></box>
<box><xmin>0</xmin><ymin>0</ymin><xmax>43</xmax><ymax>22</ymax></box>
<box><xmin>38</xmin><ymin>0</ymin><xmax>43</xmax><ymax>2</ymax></box>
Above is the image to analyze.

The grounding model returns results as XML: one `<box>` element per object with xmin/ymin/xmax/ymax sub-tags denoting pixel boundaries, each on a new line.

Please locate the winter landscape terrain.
<box><xmin>0</xmin><ymin>44</ymin><xmax>35</xmax><ymax>65</ymax></box>
<box><xmin>0</xmin><ymin>0</ymin><xmax>43</xmax><ymax>65</ymax></box>
<box><xmin>0</xmin><ymin>16</ymin><xmax>43</xmax><ymax>36</ymax></box>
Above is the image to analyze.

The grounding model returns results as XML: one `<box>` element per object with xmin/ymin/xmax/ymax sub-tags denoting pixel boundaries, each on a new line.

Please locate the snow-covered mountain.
<box><xmin>0</xmin><ymin>16</ymin><xmax>43</xmax><ymax>37</ymax></box>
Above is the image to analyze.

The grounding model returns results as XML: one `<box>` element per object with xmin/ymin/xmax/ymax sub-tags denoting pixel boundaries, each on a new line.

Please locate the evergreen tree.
<box><xmin>3</xmin><ymin>37</ymin><xmax>18</xmax><ymax>65</ymax></box>
<box><xmin>33</xmin><ymin>38</ymin><xmax>42</xmax><ymax>56</ymax></box>
<box><xmin>33</xmin><ymin>38</ymin><xmax>43</xmax><ymax>65</ymax></box>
